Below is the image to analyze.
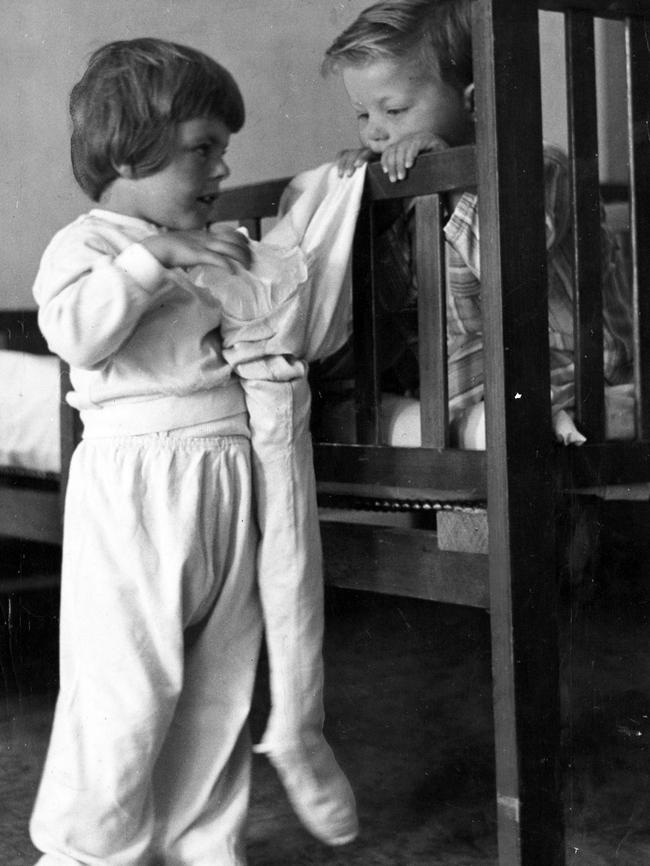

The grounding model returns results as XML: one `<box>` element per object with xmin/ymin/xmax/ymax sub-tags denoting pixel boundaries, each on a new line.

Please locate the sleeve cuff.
<box><xmin>115</xmin><ymin>243</ymin><xmax>167</xmax><ymax>293</ymax></box>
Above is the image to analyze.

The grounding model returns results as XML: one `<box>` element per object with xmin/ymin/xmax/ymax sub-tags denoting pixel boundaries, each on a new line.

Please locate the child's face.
<box><xmin>342</xmin><ymin>54</ymin><xmax>474</xmax><ymax>153</ymax></box>
<box><xmin>112</xmin><ymin>117</ymin><xmax>232</xmax><ymax>230</ymax></box>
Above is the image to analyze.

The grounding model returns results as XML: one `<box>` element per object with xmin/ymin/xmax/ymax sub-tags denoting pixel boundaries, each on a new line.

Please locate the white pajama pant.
<box><xmin>30</xmin><ymin>430</ymin><xmax>262</xmax><ymax>866</ymax></box>
<box><xmin>242</xmin><ymin>376</ymin><xmax>325</xmax><ymax>749</ymax></box>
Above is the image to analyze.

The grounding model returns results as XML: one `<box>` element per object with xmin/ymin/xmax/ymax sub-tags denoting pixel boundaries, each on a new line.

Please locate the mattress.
<box><xmin>0</xmin><ymin>350</ymin><xmax>61</xmax><ymax>474</ymax></box>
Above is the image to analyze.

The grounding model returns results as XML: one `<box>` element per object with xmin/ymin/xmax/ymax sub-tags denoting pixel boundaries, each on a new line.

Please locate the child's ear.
<box><xmin>463</xmin><ymin>83</ymin><xmax>476</xmax><ymax>119</ymax></box>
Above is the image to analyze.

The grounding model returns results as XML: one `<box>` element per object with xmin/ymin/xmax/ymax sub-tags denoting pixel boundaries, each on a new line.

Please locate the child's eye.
<box><xmin>194</xmin><ymin>144</ymin><xmax>211</xmax><ymax>157</ymax></box>
<box><xmin>386</xmin><ymin>108</ymin><xmax>407</xmax><ymax>117</ymax></box>
<box><xmin>356</xmin><ymin>113</ymin><xmax>369</xmax><ymax>122</ymax></box>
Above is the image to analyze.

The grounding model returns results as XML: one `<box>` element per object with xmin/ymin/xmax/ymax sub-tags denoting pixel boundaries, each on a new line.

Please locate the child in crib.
<box><xmin>29</xmin><ymin>38</ymin><xmax>356</xmax><ymax>866</ymax></box>
<box><xmin>319</xmin><ymin>0</ymin><xmax>633</xmax><ymax>448</ymax></box>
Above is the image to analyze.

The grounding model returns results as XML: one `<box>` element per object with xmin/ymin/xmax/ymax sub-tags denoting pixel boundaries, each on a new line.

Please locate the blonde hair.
<box><xmin>322</xmin><ymin>0</ymin><xmax>473</xmax><ymax>88</ymax></box>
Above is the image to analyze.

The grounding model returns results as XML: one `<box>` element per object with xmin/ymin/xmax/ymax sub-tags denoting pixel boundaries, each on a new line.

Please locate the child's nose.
<box><xmin>211</xmin><ymin>158</ymin><xmax>230</xmax><ymax>180</ymax></box>
<box><xmin>366</xmin><ymin>120</ymin><xmax>389</xmax><ymax>148</ymax></box>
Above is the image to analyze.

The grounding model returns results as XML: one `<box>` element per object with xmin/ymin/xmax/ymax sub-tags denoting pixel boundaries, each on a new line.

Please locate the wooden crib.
<box><xmin>2</xmin><ymin>0</ymin><xmax>649</xmax><ymax>862</ymax></box>
<box><xmin>213</xmin><ymin>1</ymin><xmax>650</xmax><ymax>863</ymax></box>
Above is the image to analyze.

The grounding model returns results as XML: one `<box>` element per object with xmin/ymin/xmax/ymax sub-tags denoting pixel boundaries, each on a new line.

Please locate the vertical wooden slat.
<box><xmin>415</xmin><ymin>194</ymin><xmax>448</xmax><ymax>447</ymax></box>
<box><xmin>566</xmin><ymin>9</ymin><xmax>606</xmax><ymax>439</ymax></box>
<box><xmin>626</xmin><ymin>16</ymin><xmax>650</xmax><ymax>439</ymax></box>
<box><xmin>473</xmin><ymin>0</ymin><xmax>564</xmax><ymax>863</ymax></box>
<box><xmin>353</xmin><ymin>201</ymin><xmax>382</xmax><ymax>443</ymax></box>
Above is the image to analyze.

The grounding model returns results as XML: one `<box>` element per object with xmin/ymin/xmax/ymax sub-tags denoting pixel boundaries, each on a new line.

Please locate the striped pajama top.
<box><xmin>371</xmin><ymin>144</ymin><xmax>633</xmax><ymax>421</ymax></box>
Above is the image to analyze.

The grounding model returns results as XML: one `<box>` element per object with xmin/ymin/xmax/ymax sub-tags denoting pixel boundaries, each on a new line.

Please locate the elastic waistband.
<box><xmin>79</xmin><ymin>431</ymin><xmax>251</xmax><ymax>456</ymax></box>
<box><xmin>79</xmin><ymin>384</ymin><xmax>247</xmax><ymax>438</ymax></box>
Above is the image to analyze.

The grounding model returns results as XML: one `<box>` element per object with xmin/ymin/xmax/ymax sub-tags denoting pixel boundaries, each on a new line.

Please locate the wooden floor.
<box><xmin>2</xmin><ymin>504</ymin><xmax>650</xmax><ymax>865</ymax></box>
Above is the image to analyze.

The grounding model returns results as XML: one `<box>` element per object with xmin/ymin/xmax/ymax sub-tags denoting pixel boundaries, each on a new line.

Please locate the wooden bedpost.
<box><xmin>473</xmin><ymin>0</ymin><xmax>564</xmax><ymax>862</ymax></box>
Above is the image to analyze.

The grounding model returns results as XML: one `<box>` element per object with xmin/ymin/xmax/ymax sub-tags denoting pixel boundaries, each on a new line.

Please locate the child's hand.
<box><xmin>336</xmin><ymin>147</ymin><xmax>374</xmax><ymax>177</ymax></box>
<box><xmin>207</xmin><ymin>224</ymin><xmax>253</xmax><ymax>270</ymax></box>
<box><xmin>380</xmin><ymin>132</ymin><xmax>451</xmax><ymax>182</ymax></box>
<box><xmin>142</xmin><ymin>226</ymin><xmax>251</xmax><ymax>272</ymax></box>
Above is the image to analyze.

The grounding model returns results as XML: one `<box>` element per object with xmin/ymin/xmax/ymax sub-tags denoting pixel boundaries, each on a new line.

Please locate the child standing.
<box><xmin>29</xmin><ymin>38</ymin><xmax>356</xmax><ymax>866</ymax></box>
<box><xmin>320</xmin><ymin>0</ymin><xmax>633</xmax><ymax>445</ymax></box>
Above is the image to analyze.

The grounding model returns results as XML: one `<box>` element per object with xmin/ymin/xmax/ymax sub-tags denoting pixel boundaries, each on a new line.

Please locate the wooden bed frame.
<box><xmin>1</xmin><ymin>1</ymin><xmax>649</xmax><ymax>863</ymax></box>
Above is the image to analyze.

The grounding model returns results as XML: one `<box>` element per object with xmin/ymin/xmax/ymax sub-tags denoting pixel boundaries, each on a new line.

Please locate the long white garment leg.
<box><xmin>246</xmin><ymin>376</ymin><xmax>324</xmax><ymax>745</ymax></box>
<box><xmin>30</xmin><ymin>432</ymin><xmax>262</xmax><ymax>866</ymax></box>
<box><xmin>243</xmin><ymin>376</ymin><xmax>358</xmax><ymax>846</ymax></box>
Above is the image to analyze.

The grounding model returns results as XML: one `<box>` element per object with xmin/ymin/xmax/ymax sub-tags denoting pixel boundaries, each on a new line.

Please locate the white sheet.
<box><xmin>0</xmin><ymin>350</ymin><xmax>61</xmax><ymax>473</ymax></box>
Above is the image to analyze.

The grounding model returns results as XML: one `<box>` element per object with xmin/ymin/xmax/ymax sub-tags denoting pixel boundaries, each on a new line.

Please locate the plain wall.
<box><xmin>1</xmin><ymin>3</ymin><xmax>627</xmax><ymax>307</ymax></box>
<box><xmin>2</xmin><ymin>0</ymin><xmax>370</xmax><ymax>307</ymax></box>
<box><xmin>538</xmin><ymin>13</ymin><xmax>628</xmax><ymax>183</ymax></box>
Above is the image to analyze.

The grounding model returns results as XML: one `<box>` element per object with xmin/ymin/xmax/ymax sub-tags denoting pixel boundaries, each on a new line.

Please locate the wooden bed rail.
<box><xmin>541</xmin><ymin>0</ymin><xmax>649</xmax><ymax>17</ymax></box>
<box><xmin>0</xmin><ymin>309</ymin><xmax>48</xmax><ymax>354</ymax></box>
<box><xmin>311</xmin><ymin>147</ymin><xmax>483</xmax><ymax>502</ymax></box>
<box><xmin>213</xmin><ymin>176</ymin><xmax>291</xmax><ymax>239</ymax></box>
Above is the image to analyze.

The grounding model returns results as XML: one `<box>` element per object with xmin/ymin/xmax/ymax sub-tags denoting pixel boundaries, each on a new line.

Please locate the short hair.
<box><xmin>69</xmin><ymin>38</ymin><xmax>245</xmax><ymax>201</ymax></box>
<box><xmin>322</xmin><ymin>0</ymin><xmax>473</xmax><ymax>89</ymax></box>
